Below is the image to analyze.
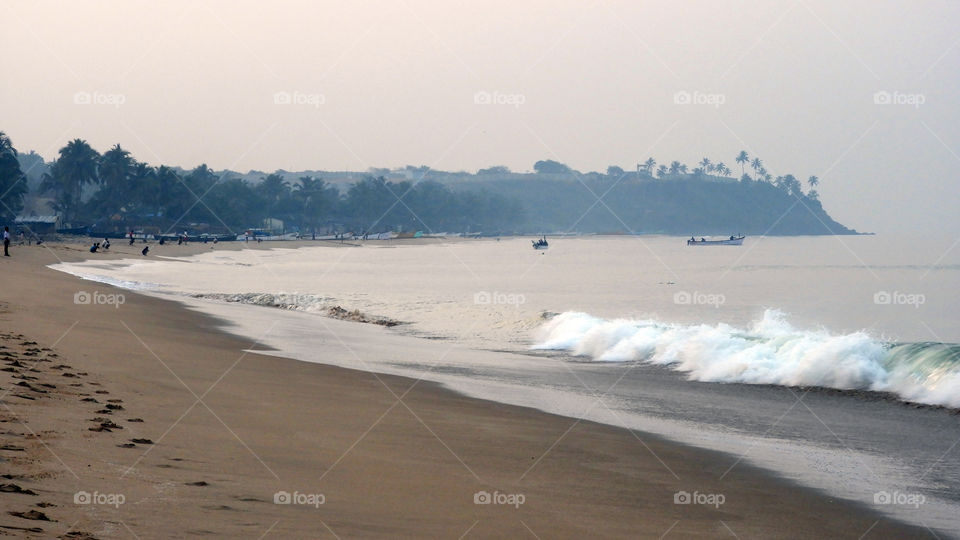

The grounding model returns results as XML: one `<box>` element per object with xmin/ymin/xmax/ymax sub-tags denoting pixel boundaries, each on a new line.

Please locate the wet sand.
<box><xmin>0</xmin><ymin>240</ymin><xmax>934</xmax><ymax>538</ymax></box>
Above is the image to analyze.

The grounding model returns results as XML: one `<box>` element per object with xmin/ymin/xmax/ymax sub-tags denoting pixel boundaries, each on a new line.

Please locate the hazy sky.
<box><xmin>2</xmin><ymin>0</ymin><xmax>959</xmax><ymax>235</ymax></box>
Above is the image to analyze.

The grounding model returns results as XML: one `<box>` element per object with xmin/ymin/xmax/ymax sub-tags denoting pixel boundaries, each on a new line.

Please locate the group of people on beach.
<box><xmin>89</xmin><ymin>238</ymin><xmax>111</xmax><ymax>253</ymax></box>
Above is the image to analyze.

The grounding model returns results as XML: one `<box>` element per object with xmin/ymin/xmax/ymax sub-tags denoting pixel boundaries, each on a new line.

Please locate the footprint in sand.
<box><xmin>8</xmin><ymin>509</ymin><xmax>52</xmax><ymax>521</ymax></box>
<box><xmin>0</xmin><ymin>483</ymin><xmax>37</xmax><ymax>495</ymax></box>
<box><xmin>88</xmin><ymin>421</ymin><xmax>122</xmax><ymax>432</ymax></box>
<box><xmin>62</xmin><ymin>531</ymin><xmax>98</xmax><ymax>539</ymax></box>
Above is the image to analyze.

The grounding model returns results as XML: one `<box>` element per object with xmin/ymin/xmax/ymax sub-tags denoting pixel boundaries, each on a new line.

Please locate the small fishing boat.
<box><xmin>687</xmin><ymin>235</ymin><xmax>745</xmax><ymax>246</ymax></box>
<box><xmin>532</xmin><ymin>236</ymin><xmax>549</xmax><ymax>250</ymax></box>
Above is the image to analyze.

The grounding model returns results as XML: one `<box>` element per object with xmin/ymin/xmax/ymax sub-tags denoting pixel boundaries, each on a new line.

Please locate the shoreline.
<box><xmin>0</xmin><ymin>241</ymin><xmax>939</xmax><ymax>538</ymax></box>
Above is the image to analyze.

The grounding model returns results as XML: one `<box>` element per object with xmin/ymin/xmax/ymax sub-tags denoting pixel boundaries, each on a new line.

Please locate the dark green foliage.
<box><xmin>0</xmin><ymin>132</ymin><xmax>28</xmax><ymax>221</ymax></box>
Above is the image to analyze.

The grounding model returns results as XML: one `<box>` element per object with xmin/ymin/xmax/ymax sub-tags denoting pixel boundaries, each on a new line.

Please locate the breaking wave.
<box><xmin>533</xmin><ymin>310</ymin><xmax>960</xmax><ymax>408</ymax></box>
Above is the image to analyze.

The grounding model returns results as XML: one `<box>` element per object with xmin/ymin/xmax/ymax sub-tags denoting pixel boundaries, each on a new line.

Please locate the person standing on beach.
<box><xmin>3</xmin><ymin>227</ymin><xmax>10</xmax><ymax>256</ymax></box>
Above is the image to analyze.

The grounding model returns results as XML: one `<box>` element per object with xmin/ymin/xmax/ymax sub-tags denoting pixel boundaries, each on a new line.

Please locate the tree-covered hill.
<box><xmin>446</xmin><ymin>175</ymin><xmax>853</xmax><ymax>235</ymax></box>
<box><xmin>5</xmin><ymin>135</ymin><xmax>857</xmax><ymax>236</ymax></box>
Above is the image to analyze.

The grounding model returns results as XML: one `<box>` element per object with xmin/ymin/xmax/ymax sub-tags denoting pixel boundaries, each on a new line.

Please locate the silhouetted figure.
<box><xmin>3</xmin><ymin>226</ymin><xmax>9</xmax><ymax>256</ymax></box>
<box><xmin>141</xmin><ymin>246</ymin><xmax>149</xmax><ymax>256</ymax></box>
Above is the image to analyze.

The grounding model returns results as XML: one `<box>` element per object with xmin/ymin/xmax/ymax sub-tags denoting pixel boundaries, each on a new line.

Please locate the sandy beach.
<box><xmin>0</xmin><ymin>240</ymin><xmax>933</xmax><ymax>538</ymax></box>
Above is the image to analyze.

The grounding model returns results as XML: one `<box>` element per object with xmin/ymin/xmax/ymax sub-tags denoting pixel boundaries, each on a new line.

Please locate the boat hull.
<box><xmin>687</xmin><ymin>237</ymin><xmax>744</xmax><ymax>246</ymax></box>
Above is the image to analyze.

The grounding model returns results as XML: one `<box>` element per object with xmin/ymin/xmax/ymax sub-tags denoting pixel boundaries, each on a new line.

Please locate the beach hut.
<box><xmin>14</xmin><ymin>215</ymin><xmax>60</xmax><ymax>235</ymax></box>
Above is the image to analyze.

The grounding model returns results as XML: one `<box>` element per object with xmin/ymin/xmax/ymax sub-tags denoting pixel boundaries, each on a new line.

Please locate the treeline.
<box><xmin>9</xmin><ymin>137</ymin><xmax>523</xmax><ymax>234</ymax></box>
<box><xmin>1</xmin><ymin>132</ymin><xmax>854</xmax><ymax>236</ymax></box>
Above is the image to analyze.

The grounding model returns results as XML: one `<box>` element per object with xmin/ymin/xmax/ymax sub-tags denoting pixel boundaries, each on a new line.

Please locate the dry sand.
<box><xmin>0</xmin><ymin>240</ymin><xmax>932</xmax><ymax>538</ymax></box>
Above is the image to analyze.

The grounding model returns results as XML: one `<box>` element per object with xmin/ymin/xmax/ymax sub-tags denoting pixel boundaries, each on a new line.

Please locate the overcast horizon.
<box><xmin>3</xmin><ymin>0</ymin><xmax>959</xmax><ymax>236</ymax></box>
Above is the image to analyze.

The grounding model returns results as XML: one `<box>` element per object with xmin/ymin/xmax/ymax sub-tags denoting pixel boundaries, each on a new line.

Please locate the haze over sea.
<box><xmin>54</xmin><ymin>234</ymin><xmax>960</xmax><ymax>532</ymax></box>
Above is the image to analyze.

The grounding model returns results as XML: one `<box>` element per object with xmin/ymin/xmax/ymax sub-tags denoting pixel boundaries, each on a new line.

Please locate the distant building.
<box><xmin>263</xmin><ymin>217</ymin><xmax>284</xmax><ymax>232</ymax></box>
<box><xmin>14</xmin><ymin>215</ymin><xmax>60</xmax><ymax>235</ymax></box>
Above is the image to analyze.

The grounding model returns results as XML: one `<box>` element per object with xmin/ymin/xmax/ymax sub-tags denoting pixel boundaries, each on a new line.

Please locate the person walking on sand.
<box><xmin>3</xmin><ymin>227</ymin><xmax>10</xmax><ymax>256</ymax></box>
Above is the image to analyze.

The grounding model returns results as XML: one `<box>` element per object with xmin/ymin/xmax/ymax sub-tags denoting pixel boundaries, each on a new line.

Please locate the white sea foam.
<box><xmin>534</xmin><ymin>310</ymin><xmax>960</xmax><ymax>408</ymax></box>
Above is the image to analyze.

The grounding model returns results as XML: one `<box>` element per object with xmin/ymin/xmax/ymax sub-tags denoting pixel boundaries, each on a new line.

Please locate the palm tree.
<box><xmin>152</xmin><ymin>165</ymin><xmax>184</xmax><ymax>221</ymax></box>
<box><xmin>97</xmin><ymin>144</ymin><xmax>134</xmax><ymax>212</ymax></box>
<box><xmin>668</xmin><ymin>161</ymin><xmax>682</xmax><ymax>175</ymax></box>
<box><xmin>750</xmin><ymin>158</ymin><xmax>763</xmax><ymax>179</ymax></box>
<box><xmin>784</xmin><ymin>174</ymin><xmax>802</xmax><ymax>197</ymax></box>
<box><xmin>656</xmin><ymin>164</ymin><xmax>667</xmax><ymax>178</ymax></box>
<box><xmin>0</xmin><ymin>132</ymin><xmax>28</xmax><ymax>221</ymax></box>
<box><xmin>678</xmin><ymin>163</ymin><xmax>688</xmax><ymax>175</ymax></box>
<box><xmin>735</xmin><ymin>151</ymin><xmax>749</xmax><ymax>178</ymax></box>
<box><xmin>41</xmin><ymin>139</ymin><xmax>100</xmax><ymax>224</ymax></box>
<box><xmin>296</xmin><ymin>176</ymin><xmax>338</xmax><ymax>235</ymax></box>
<box><xmin>715</xmin><ymin>162</ymin><xmax>729</xmax><ymax>177</ymax></box>
<box><xmin>699</xmin><ymin>158</ymin><xmax>712</xmax><ymax>173</ymax></box>
<box><xmin>643</xmin><ymin>158</ymin><xmax>656</xmax><ymax>176</ymax></box>
<box><xmin>808</xmin><ymin>175</ymin><xmax>819</xmax><ymax>189</ymax></box>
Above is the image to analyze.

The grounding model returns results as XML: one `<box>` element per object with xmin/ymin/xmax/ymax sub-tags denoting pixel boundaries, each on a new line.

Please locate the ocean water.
<box><xmin>52</xmin><ymin>235</ymin><xmax>960</xmax><ymax>533</ymax></box>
